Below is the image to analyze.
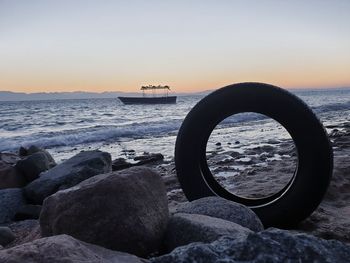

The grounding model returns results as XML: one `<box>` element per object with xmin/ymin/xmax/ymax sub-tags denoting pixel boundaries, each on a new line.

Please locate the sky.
<box><xmin>0</xmin><ymin>0</ymin><xmax>349</xmax><ymax>93</ymax></box>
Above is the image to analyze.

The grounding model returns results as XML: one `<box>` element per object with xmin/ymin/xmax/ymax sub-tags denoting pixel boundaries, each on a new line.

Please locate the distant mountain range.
<box><xmin>1</xmin><ymin>87</ymin><xmax>349</xmax><ymax>101</ymax></box>
<box><xmin>0</xmin><ymin>91</ymin><xmax>197</xmax><ymax>101</ymax></box>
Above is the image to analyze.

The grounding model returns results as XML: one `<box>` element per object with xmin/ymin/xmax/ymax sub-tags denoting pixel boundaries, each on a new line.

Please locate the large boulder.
<box><xmin>174</xmin><ymin>197</ymin><xmax>263</xmax><ymax>232</ymax></box>
<box><xmin>0</xmin><ymin>234</ymin><xmax>147</xmax><ymax>263</ymax></box>
<box><xmin>24</xmin><ymin>150</ymin><xmax>112</xmax><ymax>204</ymax></box>
<box><xmin>164</xmin><ymin>213</ymin><xmax>252</xmax><ymax>252</ymax></box>
<box><xmin>15</xmin><ymin>152</ymin><xmax>54</xmax><ymax>182</ymax></box>
<box><xmin>0</xmin><ymin>153</ymin><xmax>26</xmax><ymax>189</ymax></box>
<box><xmin>152</xmin><ymin>228</ymin><xmax>350</xmax><ymax>263</ymax></box>
<box><xmin>40</xmin><ymin>167</ymin><xmax>169</xmax><ymax>257</ymax></box>
<box><xmin>0</xmin><ymin>189</ymin><xmax>26</xmax><ymax>223</ymax></box>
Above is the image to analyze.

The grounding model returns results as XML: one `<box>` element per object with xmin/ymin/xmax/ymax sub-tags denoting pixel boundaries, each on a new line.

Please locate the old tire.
<box><xmin>175</xmin><ymin>82</ymin><xmax>333</xmax><ymax>228</ymax></box>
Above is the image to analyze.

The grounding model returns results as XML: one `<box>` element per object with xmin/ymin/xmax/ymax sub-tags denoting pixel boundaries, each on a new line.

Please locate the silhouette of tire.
<box><xmin>175</xmin><ymin>82</ymin><xmax>333</xmax><ymax>228</ymax></box>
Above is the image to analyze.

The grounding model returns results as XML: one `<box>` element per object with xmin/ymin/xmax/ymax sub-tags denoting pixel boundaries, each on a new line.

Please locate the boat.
<box><xmin>118</xmin><ymin>85</ymin><xmax>177</xmax><ymax>105</ymax></box>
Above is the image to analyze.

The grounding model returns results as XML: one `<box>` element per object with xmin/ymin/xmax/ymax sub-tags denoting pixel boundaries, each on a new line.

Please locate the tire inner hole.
<box><xmin>206</xmin><ymin>112</ymin><xmax>298</xmax><ymax>199</ymax></box>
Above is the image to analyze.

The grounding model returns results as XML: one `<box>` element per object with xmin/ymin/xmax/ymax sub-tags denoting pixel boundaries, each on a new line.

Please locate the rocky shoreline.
<box><xmin>0</xmin><ymin>123</ymin><xmax>350</xmax><ymax>262</ymax></box>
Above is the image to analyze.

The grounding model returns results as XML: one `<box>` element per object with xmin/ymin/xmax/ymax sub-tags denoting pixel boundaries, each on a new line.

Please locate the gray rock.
<box><xmin>6</xmin><ymin>219</ymin><xmax>41</xmax><ymax>247</ymax></box>
<box><xmin>25</xmin><ymin>145</ymin><xmax>56</xmax><ymax>163</ymax></box>
<box><xmin>174</xmin><ymin>197</ymin><xmax>263</xmax><ymax>232</ymax></box>
<box><xmin>13</xmin><ymin>204</ymin><xmax>42</xmax><ymax>221</ymax></box>
<box><xmin>19</xmin><ymin>145</ymin><xmax>56</xmax><ymax>166</ymax></box>
<box><xmin>24</xmin><ymin>150</ymin><xmax>111</xmax><ymax>204</ymax></box>
<box><xmin>0</xmin><ymin>227</ymin><xmax>15</xmax><ymax>246</ymax></box>
<box><xmin>15</xmin><ymin>152</ymin><xmax>52</xmax><ymax>182</ymax></box>
<box><xmin>18</xmin><ymin>146</ymin><xmax>27</xmax><ymax>157</ymax></box>
<box><xmin>0</xmin><ymin>189</ymin><xmax>26</xmax><ymax>223</ymax></box>
<box><xmin>0</xmin><ymin>153</ymin><xmax>26</xmax><ymax>190</ymax></box>
<box><xmin>112</xmin><ymin>153</ymin><xmax>164</xmax><ymax>172</ymax></box>
<box><xmin>112</xmin><ymin>157</ymin><xmax>132</xmax><ymax>171</ymax></box>
<box><xmin>151</xmin><ymin>228</ymin><xmax>350</xmax><ymax>263</ymax></box>
<box><xmin>134</xmin><ymin>153</ymin><xmax>164</xmax><ymax>165</ymax></box>
<box><xmin>40</xmin><ymin>167</ymin><xmax>169</xmax><ymax>257</ymax></box>
<box><xmin>0</xmin><ymin>153</ymin><xmax>20</xmax><ymax>165</ymax></box>
<box><xmin>164</xmin><ymin>213</ymin><xmax>252</xmax><ymax>252</ymax></box>
<box><xmin>0</xmin><ymin>234</ymin><xmax>147</xmax><ymax>263</ymax></box>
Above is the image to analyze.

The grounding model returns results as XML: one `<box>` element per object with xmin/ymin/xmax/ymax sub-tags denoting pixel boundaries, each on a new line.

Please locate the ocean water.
<box><xmin>0</xmin><ymin>88</ymin><xmax>349</xmax><ymax>163</ymax></box>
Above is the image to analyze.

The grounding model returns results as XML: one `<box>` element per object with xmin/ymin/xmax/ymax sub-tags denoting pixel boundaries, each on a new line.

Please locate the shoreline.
<box><xmin>1</xmin><ymin>121</ymin><xmax>350</xmax><ymax>245</ymax></box>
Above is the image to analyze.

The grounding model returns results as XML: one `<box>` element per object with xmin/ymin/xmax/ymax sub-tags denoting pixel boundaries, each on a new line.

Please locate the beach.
<box><xmin>1</xmin><ymin>88</ymin><xmax>350</xmax><ymax>259</ymax></box>
<box><xmin>1</xmin><ymin>88</ymin><xmax>350</xmax><ymax>204</ymax></box>
<box><xmin>1</xmin><ymin>89</ymin><xmax>350</xmax><ymax>160</ymax></box>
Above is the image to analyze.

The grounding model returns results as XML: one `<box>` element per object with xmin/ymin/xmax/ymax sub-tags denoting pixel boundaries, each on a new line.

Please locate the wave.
<box><xmin>312</xmin><ymin>101</ymin><xmax>350</xmax><ymax>114</ymax></box>
<box><xmin>219</xmin><ymin>100</ymin><xmax>350</xmax><ymax>126</ymax></box>
<box><xmin>0</xmin><ymin>119</ymin><xmax>183</xmax><ymax>151</ymax></box>
<box><xmin>1</xmin><ymin>98</ymin><xmax>349</xmax><ymax>152</ymax></box>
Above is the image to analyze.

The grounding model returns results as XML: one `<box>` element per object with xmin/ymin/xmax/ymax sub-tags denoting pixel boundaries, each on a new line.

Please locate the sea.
<box><xmin>1</xmin><ymin>88</ymin><xmax>349</xmax><ymax>163</ymax></box>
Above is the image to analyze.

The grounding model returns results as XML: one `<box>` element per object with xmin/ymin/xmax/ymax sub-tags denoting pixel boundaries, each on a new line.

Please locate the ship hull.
<box><xmin>118</xmin><ymin>96</ymin><xmax>177</xmax><ymax>105</ymax></box>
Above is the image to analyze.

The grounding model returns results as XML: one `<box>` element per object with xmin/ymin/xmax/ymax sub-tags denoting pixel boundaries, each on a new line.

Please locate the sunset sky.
<box><xmin>0</xmin><ymin>0</ymin><xmax>349</xmax><ymax>93</ymax></box>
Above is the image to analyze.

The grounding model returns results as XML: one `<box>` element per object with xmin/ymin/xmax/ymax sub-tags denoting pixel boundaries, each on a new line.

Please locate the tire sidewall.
<box><xmin>175</xmin><ymin>82</ymin><xmax>333</xmax><ymax>227</ymax></box>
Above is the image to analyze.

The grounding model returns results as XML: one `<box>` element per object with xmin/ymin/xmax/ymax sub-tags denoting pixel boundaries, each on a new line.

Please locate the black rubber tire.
<box><xmin>175</xmin><ymin>82</ymin><xmax>333</xmax><ymax>228</ymax></box>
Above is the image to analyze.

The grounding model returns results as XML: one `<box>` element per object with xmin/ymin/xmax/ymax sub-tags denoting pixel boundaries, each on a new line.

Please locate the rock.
<box><xmin>30</xmin><ymin>146</ymin><xmax>56</xmax><ymax>167</ymax></box>
<box><xmin>151</xmin><ymin>228</ymin><xmax>350</xmax><ymax>263</ymax></box>
<box><xmin>6</xmin><ymin>220</ymin><xmax>41</xmax><ymax>247</ymax></box>
<box><xmin>13</xmin><ymin>204</ymin><xmax>42</xmax><ymax>221</ymax></box>
<box><xmin>15</xmin><ymin>152</ymin><xmax>52</xmax><ymax>182</ymax></box>
<box><xmin>0</xmin><ymin>234</ymin><xmax>147</xmax><ymax>263</ymax></box>
<box><xmin>0</xmin><ymin>161</ymin><xmax>26</xmax><ymax>190</ymax></box>
<box><xmin>164</xmin><ymin>213</ymin><xmax>252</xmax><ymax>252</ymax></box>
<box><xmin>0</xmin><ymin>153</ymin><xmax>26</xmax><ymax>189</ymax></box>
<box><xmin>235</xmin><ymin>157</ymin><xmax>253</xmax><ymax>164</ymax></box>
<box><xmin>26</xmin><ymin>145</ymin><xmax>41</xmax><ymax>154</ymax></box>
<box><xmin>19</xmin><ymin>145</ymin><xmax>56</xmax><ymax>166</ymax></box>
<box><xmin>112</xmin><ymin>153</ymin><xmax>164</xmax><ymax>171</ymax></box>
<box><xmin>329</xmin><ymin>128</ymin><xmax>345</xmax><ymax>138</ymax></box>
<box><xmin>134</xmin><ymin>153</ymin><xmax>164</xmax><ymax>165</ymax></box>
<box><xmin>0</xmin><ymin>227</ymin><xmax>15</xmax><ymax>246</ymax></box>
<box><xmin>0</xmin><ymin>152</ymin><xmax>21</xmax><ymax>164</ymax></box>
<box><xmin>112</xmin><ymin>157</ymin><xmax>132</xmax><ymax>171</ymax></box>
<box><xmin>24</xmin><ymin>150</ymin><xmax>112</xmax><ymax>204</ymax></box>
<box><xmin>228</xmin><ymin>151</ymin><xmax>241</xmax><ymax>158</ymax></box>
<box><xmin>18</xmin><ymin>147</ymin><xmax>27</xmax><ymax>157</ymax></box>
<box><xmin>209</xmin><ymin>154</ymin><xmax>234</xmax><ymax>165</ymax></box>
<box><xmin>0</xmin><ymin>189</ymin><xmax>26</xmax><ymax>223</ymax></box>
<box><xmin>40</xmin><ymin>167</ymin><xmax>169</xmax><ymax>257</ymax></box>
<box><xmin>173</xmin><ymin>197</ymin><xmax>263</xmax><ymax>232</ymax></box>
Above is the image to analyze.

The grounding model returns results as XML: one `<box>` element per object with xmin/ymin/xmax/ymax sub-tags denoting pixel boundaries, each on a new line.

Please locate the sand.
<box><xmin>157</xmin><ymin>122</ymin><xmax>350</xmax><ymax>243</ymax></box>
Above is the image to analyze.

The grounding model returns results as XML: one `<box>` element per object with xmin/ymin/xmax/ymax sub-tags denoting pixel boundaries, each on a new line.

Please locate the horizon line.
<box><xmin>1</xmin><ymin>85</ymin><xmax>350</xmax><ymax>95</ymax></box>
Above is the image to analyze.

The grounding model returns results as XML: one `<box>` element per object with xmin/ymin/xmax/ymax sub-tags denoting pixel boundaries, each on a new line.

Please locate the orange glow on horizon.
<box><xmin>1</xmin><ymin>67</ymin><xmax>349</xmax><ymax>93</ymax></box>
